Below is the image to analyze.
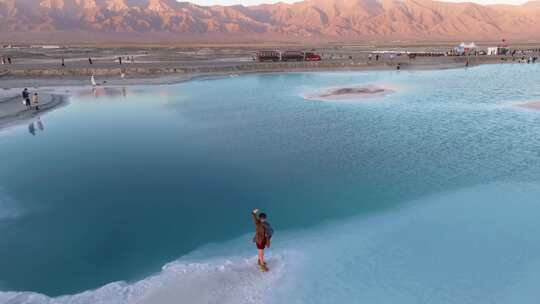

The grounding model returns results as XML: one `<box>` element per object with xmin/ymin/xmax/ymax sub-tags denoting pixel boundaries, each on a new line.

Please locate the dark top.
<box><xmin>252</xmin><ymin>212</ymin><xmax>267</xmax><ymax>244</ymax></box>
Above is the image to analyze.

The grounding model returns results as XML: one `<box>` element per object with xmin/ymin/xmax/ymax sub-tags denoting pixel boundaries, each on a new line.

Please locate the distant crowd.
<box><xmin>60</xmin><ymin>55</ymin><xmax>135</xmax><ymax>67</ymax></box>
<box><xmin>506</xmin><ymin>49</ymin><xmax>539</xmax><ymax>63</ymax></box>
<box><xmin>1</xmin><ymin>56</ymin><xmax>13</xmax><ymax>64</ymax></box>
<box><xmin>512</xmin><ymin>56</ymin><xmax>538</xmax><ymax>64</ymax></box>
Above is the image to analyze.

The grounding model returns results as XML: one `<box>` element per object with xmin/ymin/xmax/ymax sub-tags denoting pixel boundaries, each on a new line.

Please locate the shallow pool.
<box><xmin>1</xmin><ymin>64</ymin><xmax>540</xmax><ymax>303</ymax></box>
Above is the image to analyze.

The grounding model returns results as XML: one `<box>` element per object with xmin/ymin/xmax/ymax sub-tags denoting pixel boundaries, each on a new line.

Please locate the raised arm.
<box><xmin>252</xmin><ymin>209</ymin><xmax>260</xmax><ymax>225</ymax></box>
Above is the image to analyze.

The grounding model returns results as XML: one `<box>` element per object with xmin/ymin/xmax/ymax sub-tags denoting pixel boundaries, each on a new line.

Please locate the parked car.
<box><xmin>256</xmin><ymin>50</ymin><xmax>280</xmax><ymax>62</ymax></box>
<box><xmin>305</xmin><ymin>52</ymin><xmax>322</xmax><ymax>61</ymax></box>
<box><xmin>281</xmin><ymin>51</ymin><xmax>304</xmax><ymax>62</ymax></box>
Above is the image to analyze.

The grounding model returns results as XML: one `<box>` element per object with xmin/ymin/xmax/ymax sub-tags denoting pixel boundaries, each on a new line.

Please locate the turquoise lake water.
<box><xmin>2</xmin><ymin>64</ymin><xmax>540</xmax><ymax>303</ymax></box>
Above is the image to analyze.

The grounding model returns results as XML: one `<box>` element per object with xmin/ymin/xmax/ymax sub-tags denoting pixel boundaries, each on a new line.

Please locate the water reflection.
<box><xmin>76</xmin><ymin>86</ymin><xmax>173</xmax><ymax>103</ymax></box>
<box><xmin>81</xmin><ymin>87</ymin><xmax>129</xmax><ymax>99</ymax></box>
<box><xmin>37</xmin><ymin>117</ymin><xmax>44</xmax><ymax>131</ymax></box>
<box><xmin>27</xmin><ymin>117</ymin><xmax>45</xmax><ymax>136</ymax></box>
<box><xmin>28</xmin><ymin>122</ymin><xmax>35</xmax><ymax>136</ymax></box>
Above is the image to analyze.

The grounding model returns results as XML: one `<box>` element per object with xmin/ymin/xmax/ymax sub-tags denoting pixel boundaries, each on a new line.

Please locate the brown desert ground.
<box><xmin>1</xmin><ymin>43</ymin><xmax>532</xmax><ymax>88</ymax></box>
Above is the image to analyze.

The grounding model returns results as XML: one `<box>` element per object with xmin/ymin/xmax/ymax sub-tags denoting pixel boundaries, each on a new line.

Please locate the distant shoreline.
<box><xmin>0</xmin><ymin>55</ymin><xmax>508</xmax><ymax>89</ymax></box>
<box><xmin>0</xmin><ymin>56</ymin><xmax>511</xmax><ymax>131</ymax></box>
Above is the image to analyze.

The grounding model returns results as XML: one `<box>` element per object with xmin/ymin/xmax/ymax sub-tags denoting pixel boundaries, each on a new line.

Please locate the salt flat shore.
<box><xmin>0</xmin><ymin>90</ymin><xmax>68</xmax><ymax>131</ymax></box>
<box><xmin>0</xmin><ymin>53</ymin><xmax>507</xmax><ymax>89</ymax></box>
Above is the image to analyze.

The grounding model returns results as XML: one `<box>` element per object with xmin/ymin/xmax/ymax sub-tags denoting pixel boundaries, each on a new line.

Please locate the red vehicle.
<box><xmin>305</xmin><ymin>52</ymin><xmax>321</xmax><ymax>61</ymax></box>
<box><xmin>256</xmin><ymin>50</ymin><xmax>280</xmax><ymax>62</ymax></box>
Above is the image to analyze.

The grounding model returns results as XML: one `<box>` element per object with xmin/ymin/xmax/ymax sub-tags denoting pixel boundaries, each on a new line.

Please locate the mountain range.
<box><xmin>1</xmin><ymin>0</ymin><xmax>540</xmax><ymax>43</ymax></box>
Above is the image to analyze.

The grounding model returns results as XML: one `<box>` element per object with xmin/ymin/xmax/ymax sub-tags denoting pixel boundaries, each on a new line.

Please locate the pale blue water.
<box><xmin>1</xmin><ymin>64</ymin><xmax>540</xmax><ymax>303</ymax></box>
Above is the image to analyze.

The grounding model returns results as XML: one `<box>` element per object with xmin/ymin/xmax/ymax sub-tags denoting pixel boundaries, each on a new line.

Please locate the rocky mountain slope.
<box><xmin>1</xmin><ymin>0</ymin><xmax>539</xmax><ymax>42</ymax></box>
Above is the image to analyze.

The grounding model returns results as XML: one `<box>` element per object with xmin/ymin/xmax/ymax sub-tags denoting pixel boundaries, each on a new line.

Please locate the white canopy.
<box><xmin>458</xmin><ymin>42</ymin><xmax>477</xmax><ymax>49</ymax></box>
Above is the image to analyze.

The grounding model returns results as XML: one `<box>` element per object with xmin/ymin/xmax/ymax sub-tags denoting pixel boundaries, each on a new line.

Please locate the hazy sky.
<box><xmin>190</xmin><ymin>0</ymin><xmax>531</xmax><ymax>6</ymax></box>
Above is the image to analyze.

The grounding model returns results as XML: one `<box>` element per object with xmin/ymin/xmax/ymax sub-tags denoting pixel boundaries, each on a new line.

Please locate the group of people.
<box><xmin>512</xmin><ymin>56</ymin><xmax>538</xmax><ymax>64</ymax></box>
<box><xmin>368</xmin><ymin>53</ymin><xmax>380</xmax><ymax>61</ymax></box>
<box><xmin>117</xmin><ymin>56</ymin><xmax>135</xmax><ymax>65</ymax></box>
<box><xmin>1</xmin><ymin>56</ymin><xmax>12</xmax><ymax>64</ymax></box>
<box><xmin>88</xmin><ymin>56</ymin><xmax>135</xmax><ymax>65</ymax></box>
<box><xmin>21</xmin><ymin>88</ymin><xmax>40</xmax><ymax>111</ymax></box>
<box><xmin>509</xmin><ymin>49</ymin><xmax>540</xmax><ymax>57</ymax></box>
<box><xmin>60</xmin><ymin>55</ymin><xmax>135</xmax><ymax>67</ymax></box>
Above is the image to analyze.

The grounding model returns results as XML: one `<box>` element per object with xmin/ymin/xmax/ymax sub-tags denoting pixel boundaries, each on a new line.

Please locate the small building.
<box><xmin>487</xmin><ymin>46</ymin><xmax>509</xmax><ymax>56</ymax></box>
<box><xmin>487</xmin><ymin>47</ymin><xmax>498</xmax><ymax>55</ymax></box>
<box><xmin>30</xmin><ymin>45</ymin><xmax>61</xmax><ymax>49</ymax></box>
<box><xmin>496</xmin><ymin>39</ymin><xmax>509</xmax><ymax>55</ymax></box>
<box><xmin>42</xmin><ymin>45</ymin><xmax>61</xmax><ymax>49</ymax></box>
<box><xmin>497</xmin><ymin>47</ymin><xmax>509</xmax><ymax>56</ymax></box>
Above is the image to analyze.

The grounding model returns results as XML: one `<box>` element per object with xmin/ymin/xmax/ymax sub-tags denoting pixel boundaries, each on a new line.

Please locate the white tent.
<box><xmin>454</xmin><ymin>42</ymin><xmax>478</xmax><ymax>55</ymax></box>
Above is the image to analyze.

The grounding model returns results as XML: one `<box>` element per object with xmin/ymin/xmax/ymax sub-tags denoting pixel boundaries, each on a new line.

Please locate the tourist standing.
<box><xmin>251</xmin><ymin>209</ymin><xmax>273</xmax><ymax>272</ymax></box>
<box><xmin>25</xmin><ymin>95</ymin><xmax>31</xmax><ymax>109</ymax></box>
<box><xmin>7</xmin><ymin>57</ymin><xmax>12</xmax><ymax>64</ymax></box>
<box><xmin>22</xmin><ymin>88</ymin><xmax>30</xmax><ymax>110</ymax></box>
<box><xmin>118</xmin><ymin>56</ymin><xmax>122</xmax><ymax>65</ymax></box>
<box><xmin>32</xmin><ymin>92</ymin><xmax>40</xmax><ymax>111</ymax></box>
<box><xmin>88</xmin><ymin>56</ymin><xmax>93</xmax><ymax>65</ymax></box>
